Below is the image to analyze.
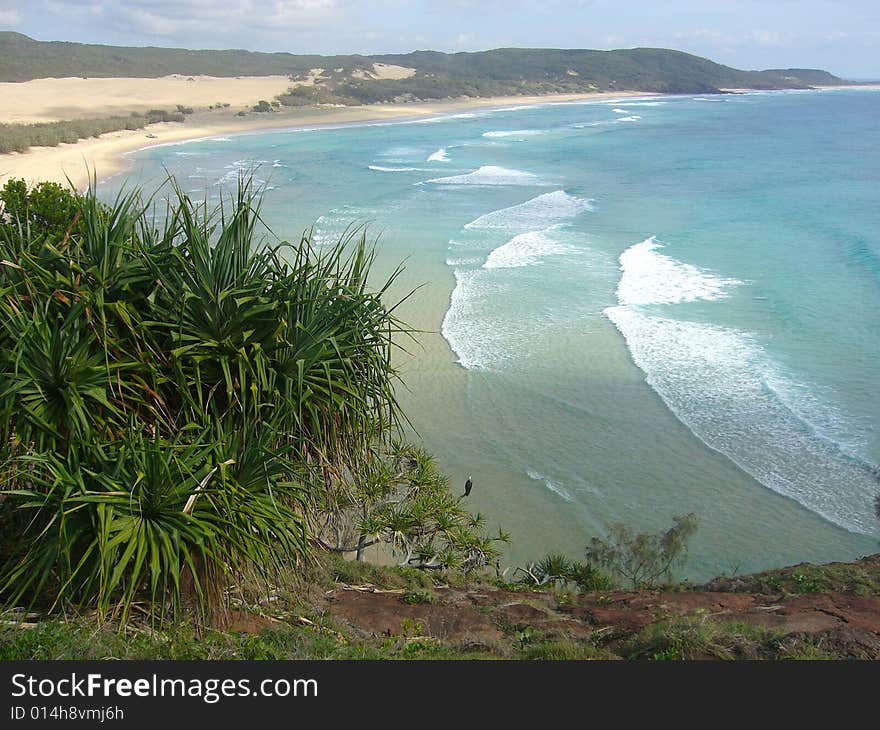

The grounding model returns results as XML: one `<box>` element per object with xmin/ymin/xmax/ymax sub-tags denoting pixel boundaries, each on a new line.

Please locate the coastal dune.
<box><xmin>0</xmin><ymin>74</ymin><xmax>295</xmax><ymax>123</ymax></box>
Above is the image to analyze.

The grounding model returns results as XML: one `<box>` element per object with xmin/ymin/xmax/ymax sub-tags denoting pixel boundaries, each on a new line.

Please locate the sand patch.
<box><xmin>0</xmin><ymin>75</ymin><xmax>294</xmax><ymax>124</ymax></box>
<box><xmin>352</xmin><ymin>63</ymin><xmax>416</xmax><ymax>81</ymax></box>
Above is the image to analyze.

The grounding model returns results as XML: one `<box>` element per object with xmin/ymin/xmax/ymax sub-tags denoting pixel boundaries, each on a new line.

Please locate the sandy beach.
<box><xmin>0</xmin><ymin>75</ymin><xmax>654</xmax><ymax>188</ymax></box>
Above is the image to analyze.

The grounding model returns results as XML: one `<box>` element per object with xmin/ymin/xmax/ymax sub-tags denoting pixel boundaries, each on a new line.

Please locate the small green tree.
<box><xmin>584</xmin><ymin>514</ymin><xmax>699</xmax><ymax>588</ymax></box>
<box><xmin>516</xmin><ymin>552</ymin><xmax>612</xmax><ymax>591</ymax></box>
<box><xmin>0</xmin><ymin>179</ymin><xmax>80</xmax><ymax>241</ymax></box>
<box><xmin>313</xmin><ymin>443</ymin><xmax>508</xmax><ymax>574</ymax></box>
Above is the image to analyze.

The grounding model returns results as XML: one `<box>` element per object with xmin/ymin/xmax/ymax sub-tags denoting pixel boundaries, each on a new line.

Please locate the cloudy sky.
<box><xmin>1</xmin><ymin>1</ymin><xmax>877</xmax><ymax>78</ymax></box>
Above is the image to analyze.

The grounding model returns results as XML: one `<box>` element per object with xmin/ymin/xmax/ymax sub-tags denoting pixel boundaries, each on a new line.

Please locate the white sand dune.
<box><xmin>0</xmin><ymin>75</ymin><xmax>295</xmax><ymax>124</ymax></box>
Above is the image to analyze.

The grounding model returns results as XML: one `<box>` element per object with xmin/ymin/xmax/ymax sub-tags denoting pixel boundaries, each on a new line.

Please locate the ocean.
<box><xmin>107</xmin><ymin>87</ymin><xmax>880</xmax><ymax>579</ymax></box>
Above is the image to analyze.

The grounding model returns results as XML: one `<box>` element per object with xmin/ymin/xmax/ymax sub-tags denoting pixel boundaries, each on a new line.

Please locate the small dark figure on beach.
<box><xmin>462</xmin><ymin>476</ymin><xmax>473</xmax><ymax>498</ymax></box>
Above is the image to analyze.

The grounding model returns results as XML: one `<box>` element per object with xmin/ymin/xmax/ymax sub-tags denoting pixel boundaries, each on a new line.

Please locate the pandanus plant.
<box><xmin>0</xmin><ymin>175</ymin><xmax>408</xmax><ymax>622</ymax></box>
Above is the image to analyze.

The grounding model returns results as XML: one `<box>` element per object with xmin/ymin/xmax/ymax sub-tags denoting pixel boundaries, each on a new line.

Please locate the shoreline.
<box><xmin>0</xmin><ymin>91</ymin><xmax>657</xmax><ymax>189</ymax></box>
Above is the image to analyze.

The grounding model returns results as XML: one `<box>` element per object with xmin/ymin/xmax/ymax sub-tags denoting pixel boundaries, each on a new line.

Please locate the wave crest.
<box><xmin>424</xmin><ymin>165</ymin><xmax>545</xmax><ymax>186</ymax></box>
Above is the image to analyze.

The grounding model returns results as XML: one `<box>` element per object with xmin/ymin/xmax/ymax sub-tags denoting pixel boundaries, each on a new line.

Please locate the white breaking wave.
<box><xmin>571</xmin><ymin>115</ymin><xmax>642</xmax><ymax>129</ymax></box>
<box><xmin>368</xmin><ymin>165</ymin><xmax>420</xmax><ymax>172</ymax></box>
<box><xmin>442</xmin><ymin>269</ymin><xmax>488</xmax><ymax>370</ymax></box>
<box><xmin>446</xmin><ymin>255</ymin><xmax>484</xmax><ymax>267</ymax></box>
<box><xmin>526</xmin><ymin>468</ymin><xmax>574</xmax><ymax>502</ymax></box>
<box><xmin>606</xmin><ymin>235</ymin><xmax>877</xmax><ymax>534</ymax></box>
<box><xmin>482</xmin><ymin>129</ymin><xmax>546</xmax><ymax>138</ymax></box>
<box><xmin>427</xmin><ymin>147</ymin><xmax>450</xmax><ymax>161</ymax></box>
<box><xmin>616</xmin><ymin>236</ymin><xmax>742</xmax><ymax>306</ymax></box>
<box><xmin>442</xmin><ymin>191</ymin><xmax>594</xmax><ymax>370</ymax></box>
<box><xmin>213</xmin><ymin>158</ymin><xmax>269</xmax><ymax>187</ymax></box>
<box><xmin>483</xmin><ymin>228</ymin><xmax>576</xmax><ymax>269</ymax></box>
<box><xmin>424</xmin><ymin>165</ymin><xmax>545</xmax><ymax>186</ymax></box>
<box><xmin>311</xmin><ymin>205</ymin><xmax>385</xmax><ymax>246</ymax></box>
<box><xmin>611</xmin><ymin>108</ymin><xmax>629</xmax><ymax>114</ymax></box>
<box><xmin>605</xmin><ymin>307</ymin><xmax>878</xmax><ymax>534</ymax></box>
<box><xmin>465</xmin><ymin>190</ymin><xmax>593</xmax><ymax>231</ymax></box>
<box><xmin>441</xmin><ymin>267</ymin><xmax>546</xmax><ymax>371</ymax></box>
<box><xmin>381</xmin><ymin>146</ymin><xmax>423</xmax><ymax>160</ymax></box>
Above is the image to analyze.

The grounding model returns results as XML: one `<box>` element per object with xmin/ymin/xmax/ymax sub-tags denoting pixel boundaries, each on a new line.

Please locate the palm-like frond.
<box><xmin>0</xmin><ymin>174</ymin><xmax>406</xmax><ymax>622</ymax></box>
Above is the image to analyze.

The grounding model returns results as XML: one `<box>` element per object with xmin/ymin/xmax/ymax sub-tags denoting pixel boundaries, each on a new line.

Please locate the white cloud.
<box><xmin>454</xmin><ymin>32</ymin><xmax>473</xmax><ymax>49</ymax></box>
<box><xmin>0</xmin><ymin>7</ymin><xmax>22</xmax><ymax>26</ymax></box>
<box><xmin>105</xmin><ymin>0</ymin><xmax>349</xmax><ymax>37</ymax></box>
<box><xmin>6</xmin><ymin>0</ymin><xmax>353</xmax><ymax>44</ymax></box>
<box><xmin>747</xmin><ymin>29</ymin><xmax>790</xmax><ymax>46</ymax></box>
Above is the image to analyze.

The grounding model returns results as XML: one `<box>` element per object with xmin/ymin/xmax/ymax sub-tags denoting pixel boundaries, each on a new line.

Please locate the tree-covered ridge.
<box><xmin>0</xmin><ymin>31</ymin><xmax>369</xmax><ymax>82</ymax></box>
<box><xmin>0</xmin><ymin>32</ymin><xmax>846</xmax><ymax>97</ymax></box>
<box><xmin>371</xmin><ymin>47</ymin><xmax>832</xmax><ymax>93</ymax></box>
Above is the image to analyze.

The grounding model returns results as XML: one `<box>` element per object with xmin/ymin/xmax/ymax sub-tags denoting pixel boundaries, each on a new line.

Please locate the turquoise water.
<box><xmin>110</xmin><ymin>88</ymin><xmax>880</xmax><ymax>578</ymax></box>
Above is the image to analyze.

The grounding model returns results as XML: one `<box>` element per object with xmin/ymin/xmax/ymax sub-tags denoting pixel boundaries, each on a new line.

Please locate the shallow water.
<box><xmin>109</xmin><ymin>88</ymin><xmax>880</xmax><ymax>578</ymax></box>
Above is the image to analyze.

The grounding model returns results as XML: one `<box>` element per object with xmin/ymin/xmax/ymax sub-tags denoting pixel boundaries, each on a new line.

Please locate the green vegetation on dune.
<box><xmin>370</xmin><ymin>47</ymin><xmax>819</xmax><ymax>96</ymax></box>
<box><xmin>0</xmin><ymin>31</ymin><xmax>372</xmax><ymax>82</ymax></box>
<box><xmin>0</xmin><ymin>109</ymin><xmax>185</xmax><ymax>154</ymax></box>
<box><xmin>761</xmin><ymin>68</ymin><xmax>846</xmax><ymax>86</ymax></box>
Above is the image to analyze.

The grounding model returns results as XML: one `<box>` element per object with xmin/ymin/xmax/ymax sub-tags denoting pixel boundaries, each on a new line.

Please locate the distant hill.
<box><xmin>0</xmin><ymin>32</ymin><xmax>368</xmax><ymax>81</ymax></box>
<box><xmin>0</xmin><ymin>32</ymin><xmax>848</xmax><ymax>103</ymax></box>
<box><xmin>761</xmin><ymin>68</ymin><xmax>846</xmax><ymax>86</ymax></box>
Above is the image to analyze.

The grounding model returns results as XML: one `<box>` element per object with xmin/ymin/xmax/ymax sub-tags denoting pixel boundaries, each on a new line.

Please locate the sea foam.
<box><xmin>606</xmin><ymin>236</ymin><xmax>877</xmax><ymax>534</ymax></box>
<box><xmin>368</xmin><ymin>165</ymin><xmax>420</xmax><ymax>172</ymax></box>
<box><xmin>441</xmin><ymin>191</ymin><xmax>594</xmax><ymax>370</ymax></box>
<box><xmin>616</xmin><ymin>236</ymin><xmax>742</xmax><ymax>306</ymax></box>
<box><xmin>424</xmin><ymin>165</ymin><xmax>545</xmax><ymax>186</ymax></box>
<box><xmin>465</xmin><ymin>190</ymin><xmax>593</xmax><ymax>231</ymax></box>
<box><xmin>526</xmin><ymin>468</ymin><xmax>574</xmax><ymax>502</ymax></box>
<box><xmin>482</xmin><ymin>228</ymin><xmax>576</xmax><ymax>269</ymax></box>
<box><xmin>427</xmin><ymin>147</ymin><xmax>450</xmax><ymax>161</ymax></box>
<box><xmin>482</xmin><ymin>129</ymin><xmax>546</xmax><ymax>139</ymax></box>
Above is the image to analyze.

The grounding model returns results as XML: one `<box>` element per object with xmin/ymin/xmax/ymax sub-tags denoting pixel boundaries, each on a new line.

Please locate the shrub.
<box><xmin>0</xmin><ymin>110</ymin><xmax>184</xmax><ymax>154</ymax></box>
<box><xmin>584</xmin><ymin>514</ymin><xmax>699</xmax><ymax>588</ymax></box>
<box><xmin>517</xmin><ymin>552</ymin><xmax>612</xmax><ymax>591</ymax></box>
<box><xmin>625</xmin><ymin>611</ymin><xmax>734</xmax><ymax>660</ymax></box>
<box><xmin>0</xmin><ymin>176</ymin><xmax>406</xmax><ymax>623</ymax></box>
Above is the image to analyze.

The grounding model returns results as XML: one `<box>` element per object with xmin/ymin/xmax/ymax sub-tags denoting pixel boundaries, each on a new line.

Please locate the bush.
<box><xmin>584</xmin><ymin>514</ymin><xmax>698</xmax><ymax>588</ymax></box>
<box><xmin>517</xmin><ymin>552</ymin><xmax>612</xmax><ymax>591</ymax></box>
<box><xmin>0</xmin><ymin>110</ymin><xmax>184</xmax><ymax>154</ymax></box>
<box><xmin>625</xmin><ymin>611</ymin><xmax>734</xmax><ymax>660</ymax></box>
<box><xmin>0</xmin><ymin>179</ymin><xmax>80</xmax><ymax>241</ymax></box>
<box><xmin>0</xmin><ymin>176</ymin><xmax>406</xmax><ymax>623</ymax></box>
